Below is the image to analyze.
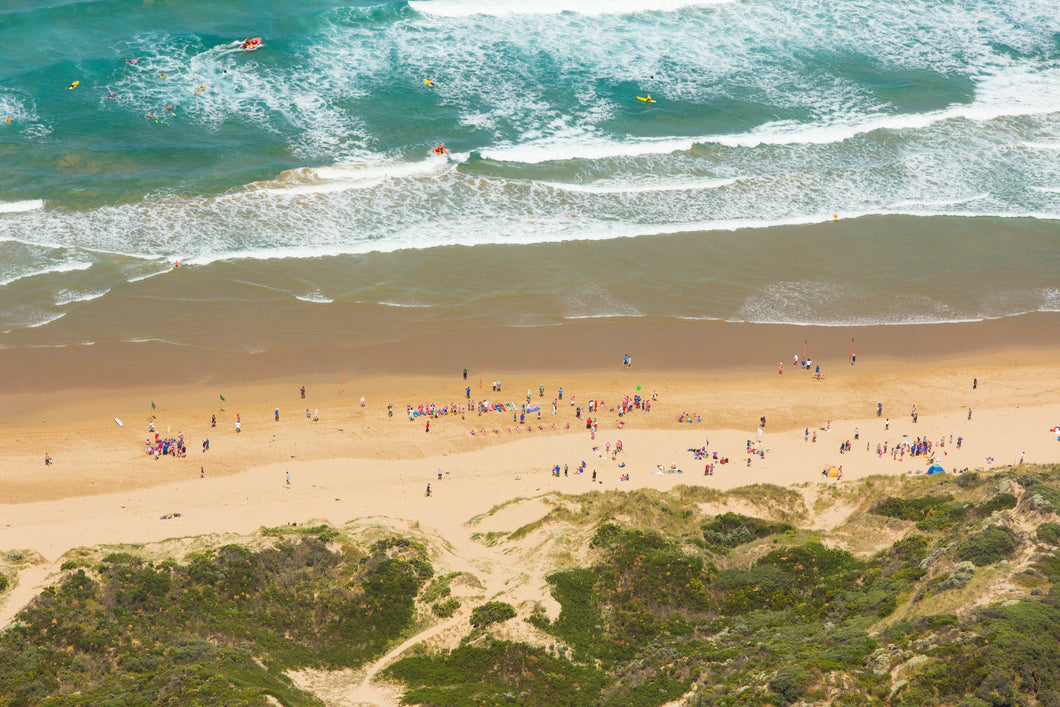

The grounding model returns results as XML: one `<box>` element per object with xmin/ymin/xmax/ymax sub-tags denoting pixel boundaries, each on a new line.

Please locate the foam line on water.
<box><xmin>0</xmin><ymin>200</ymin><xmax>44</xmax><ymax>214</ymax></box>
<box><xmin>55</xmin><ymin>288</ymin><xmax>111</xmax><ymax>306</ymax></box>
<box><xmin>540</xmin><ymin>177</ymin><xmax>738</xmax><ymax>194</ymax></box>
<box><xmin>0</xmin><ymin>261</ymin><xmax>92</xmax><ymax>288</ymax></box>
<box><xmin>409</xmin><ymin>0</ymin><xmax>732</xmax><ymax>18</ymax></box>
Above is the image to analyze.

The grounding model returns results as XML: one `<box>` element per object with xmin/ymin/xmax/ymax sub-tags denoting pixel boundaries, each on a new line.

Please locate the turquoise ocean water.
<box><xmin>0</xmin><ymin>0</ymin><xmax>1058</xmax><ymax>351</ymax></box>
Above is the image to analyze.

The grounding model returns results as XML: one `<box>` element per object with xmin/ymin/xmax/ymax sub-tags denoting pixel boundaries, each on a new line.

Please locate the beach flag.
<box><xmin>151</xmin><ymin>401</ymin><xmax>156</xmax><ymax>410</ymax></box>
<box><xmin>219</xmin><ymin>393</ymin><xmax>225</xmax><ymax>402</ymax></box>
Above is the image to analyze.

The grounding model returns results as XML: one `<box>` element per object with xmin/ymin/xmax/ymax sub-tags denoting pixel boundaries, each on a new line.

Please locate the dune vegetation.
<box><xmin>2</xmin><ymin>466</ymin><xmax>1060</xmax><ymax>706</ymax></box>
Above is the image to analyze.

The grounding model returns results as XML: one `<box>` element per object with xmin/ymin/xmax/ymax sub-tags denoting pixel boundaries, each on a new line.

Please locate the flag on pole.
<box><xmin>151</xmin><ymin>401</ymin><xmax>156</xmax><ymax>410</ymax></box>
<box><xmin>219</xmin><ymin>394</ymin><xmax>225</xmax><ymax>402</ymax></box>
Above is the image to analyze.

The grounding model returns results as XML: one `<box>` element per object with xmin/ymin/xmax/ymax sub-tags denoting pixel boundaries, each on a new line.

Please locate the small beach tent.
<box><xmin>824</xmin><ymin>466</ymin><xmax>840</xmax><ymax>478</ymax></box>
<box><xmin>927</xmin><ymin>464</ymin><xmax>946</xmax><ymax>475</ymax></box>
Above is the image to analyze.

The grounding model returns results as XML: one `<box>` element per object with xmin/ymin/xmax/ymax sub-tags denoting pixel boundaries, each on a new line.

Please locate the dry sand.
<box><xmin>2</xmin><ymin>318</ymin><xmax>1060</xmax><ymax>688</ymax></box>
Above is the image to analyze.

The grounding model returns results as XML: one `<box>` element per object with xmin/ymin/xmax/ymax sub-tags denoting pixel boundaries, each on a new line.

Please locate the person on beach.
<box><xmin>463</xmin><ymin>368</ymin><xmax>467</xmax><ymax>380</ymax></box>
<box><xmin>300</xmin><ymin>385</ymin><xmax>306</xmax><ymax>399</ymax></box>
<box><xmin>425</xmin><ymin>419</ymin><xmax>430</xmax><ymax>433</ymax></box>
<box><xmin>968</xmin><ymin>408</ymin><xmax>973</xmax><ymax>420</ymax></box>
<box><xmin>360</xmin><ymin>395</ymin><xmax>366</xmax><ymax>407</ymax></box>
<box><xmin>425</xmin><ymin>483</ymin><xmax>431</xmax><ymax>497</ymax></box>
<box><xmin>201</xmin><ymin>466</ymin><xmax>204</xmax><ymax>479</ymax></box>
<box><xmin>778</xmin><ymin>362</ymin><xmax>783</xmax><ymax>374</ymax></box>
<box><xmin>275</xmin><ymin>408</ymin><xmax>280</xmax><ymax>421</ymax></box>
<box><xmin>235</xmin><ymin>420</ymin><xmax>241</xmax><ymax>433</ymax></box>
<box><xmin>44</xmin><ymin>452</ymin><xmax>52</xmax><ymax>466</ymax></box>
<box><xmin>286</xmin><ymin>471</ymin><xmax>290</xmax><ymax>486</ymax></box>
<box><xmin>438</xmin><ymin>467</ymin><xmax>443</xmax><ymax>480</ymax></box>
<box><xmin>973</xmin><ymin>378</ymin><xmax>977</xmax><ymax>390</ymax></box>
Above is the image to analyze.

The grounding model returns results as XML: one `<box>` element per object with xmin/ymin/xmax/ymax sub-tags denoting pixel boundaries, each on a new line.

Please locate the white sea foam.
<box><xmin>295</xmin><ymin>291</ymin><xmax>334</xmax><ymax>304</ymax></box>
<box><xmin>409</xmin><ymin>0</ymin><xmax>732</xmax><ymax>18</ymax></box>
<box><xmin>540</xmin><ymin>177</ymin><xmax>737</xmax><ymax>194</ymax></box>
<box><xmin>20</xmin><ymin>311</ymin><xmax>68</xmax><ymax>329</ymax></box>
<box><xmin>54</xmin><ymin>288</ymin><xmax>111</xmax><ymax>306</ymax></box>
<box><xmin>0</xmin><ymin>199</ymin><xmax>44</xmax><ymax>214</ymax></box>
<box><xmin>0</xmin><ymin>261</ymin><xmax>92</xmax><ymax>288</ymax></box>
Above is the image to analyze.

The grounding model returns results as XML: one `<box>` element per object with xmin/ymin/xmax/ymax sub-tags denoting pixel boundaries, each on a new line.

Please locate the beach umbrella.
<box><xmin>927</xmin><ymin>464</ymin><xmax>945</xmax><ymax>475</ymax></box>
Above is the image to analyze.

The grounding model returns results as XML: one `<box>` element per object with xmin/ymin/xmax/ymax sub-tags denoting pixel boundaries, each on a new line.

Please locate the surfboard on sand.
<box><xmin>114</xmin><ymin>417</ymin><xmax>124</xmax><ymax>427</ymax></box>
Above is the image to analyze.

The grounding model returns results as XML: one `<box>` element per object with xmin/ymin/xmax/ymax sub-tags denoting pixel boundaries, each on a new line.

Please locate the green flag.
<box><xmin>219</xmin><ymin>393</ymin><xmax>225</xmax><ymax>402</ymax></box>
<box><xmin>151</xmin><ymin>401</ymin><xmax>156</xmax><ymax>409</ymax></box>
<box><xmin>636</xmin><ymin>385</ymin><xmax>641</xmax><ymax>391</ymax></box>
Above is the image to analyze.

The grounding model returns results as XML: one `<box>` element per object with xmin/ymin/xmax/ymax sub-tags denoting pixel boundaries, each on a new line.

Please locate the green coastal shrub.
<box><xmin>955</xmin><ymin>525</ymin><xmax>1016</xmax><ymax>566</ymax></box>
<box><xmin>701</xmin><ymin>512</ymin><xmax>794</xmax><ymax>548</ymax></box>
<box><xmin>433</xmin><ymin>598</ymin><xmax>461</xmax><ymax>617</ymax></box>
<box><xmin>1036</xmin><ymin>523</ymin><xmax>1060</xmax><ymax>546</ymax></box>
<box><xmin>976</xmin><ymin>493</ymin><xmax>1017</xmax><ymax>516</ymax></box>
<box><xmin>871</xmin><ymin>494</ymin><xmax>969</xmax><ymax>530</ymax></box>
<box><xmin>769</xmin><ymin>665</ymin><xmax>813</xmax><ymax>704</ymax></box>
<box><xmin>0</xmin><ymin>535</ymin><xmax>432</xmax><ymax>703</ymax></box>
<box><xmin>470</xmin><ymin>601</ymin><xmax>516</xmax><ymax>629</ymax></box>
<box><xmin>0</xmin><ymin>573</ymin><xmax>7</xmax><ymax>593</ymax></box>
<box><xmin>871</xmin><ymin>495</ymin><xmax>953</xmax><ymax>521</ymax></box>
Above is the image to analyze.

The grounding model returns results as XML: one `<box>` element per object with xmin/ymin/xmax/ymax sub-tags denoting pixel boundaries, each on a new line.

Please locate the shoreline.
<box><xmin>4</xmin><ymin>311</ymin><xmax>1060</xmax><ymax>408</ymax></box>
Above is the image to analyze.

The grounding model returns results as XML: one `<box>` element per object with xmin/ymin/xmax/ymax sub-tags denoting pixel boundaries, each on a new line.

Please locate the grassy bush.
<box><xmin>261</xmin><ymin>523</ymin><xmax>341</xmax><ymax>543</ymax></box>
<box><xmin>0</xmin><ymin>535</ymin><xmax>431</xmax><ymax>704</ymax></box>
<box><xmin>976</xmin><ymin>493</ymin><xmax>1017</xmax><ymax>516</ymax></box>
<box><xmin>386</xmin><ymin>640</ymin><xmax>608</xmax><ymax>706</ymax></box>
<box><xmin>769</xmin><ymin>665</ymin><xmax>814</xmax><ymax>705</ymax></box>
<box><xmin>871</xmin><ymin>494</ymin><xmax>968</xmax><ymax>530</ymax></box>
<box><xmin>955</xmin><ymin>525</ymin><xmax>1017</xmax><ymax>566</ymax></box>
<box><xmin>470</xmin><ymin>601</ymin><xmax>516</xmax><ymax>629</ymax></box>
<box><xmin>433</xmin><ymin>598</ymin><xmax>461</xmax><ymax>618</ymax></box>
<box><xmin>701</xmin><ymin>512</ymin><xmax>794</xmax><ymax>548</ymax></box>
<box><xmin>1036</xmin><ymin>522</ymin><xmax>1060</xmax><ymax>546</ymax></box>
<box><xmin>0</xmin><ymin>573</ymin><xmax>7</xmax><ymax>593</ymax></box>
<box><xmin>872</xmin><ymin>495</ymin><xmax>953</xmax><ymax>521</ymax></box>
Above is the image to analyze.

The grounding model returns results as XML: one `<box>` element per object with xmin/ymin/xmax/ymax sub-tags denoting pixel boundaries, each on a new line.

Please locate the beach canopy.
<box><xmin>927</xmin><ymin>464</ymin><xmax>946</xmax><ymax>475</ymax></box>
<box><xmin>824</xmin><ymin>466</ymin><xmax>840</xmax><ymax>478</ymax></box>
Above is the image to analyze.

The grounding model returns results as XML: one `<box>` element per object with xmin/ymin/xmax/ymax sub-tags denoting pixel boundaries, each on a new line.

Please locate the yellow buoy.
<box><xmin>68</xmin><ymin>80</ymin><xmax>80</xmax><ymax>90</ymax></box>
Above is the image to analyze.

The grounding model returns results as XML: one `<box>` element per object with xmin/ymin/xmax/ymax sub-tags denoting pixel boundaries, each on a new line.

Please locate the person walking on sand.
<box><xmin>275</xmin><ymin>408</ymin><xmax>280</xmax><ymax>421</ymax></box>
<box><xmin>201</xmin><ymin>466</ymin><xmax>204</xmax><ymax>479</ymax></box>
<box><xmin>44</xmin><ymin>452</ymin><xmax>52</xmax><ymax>466</ymax></box>
<box><xmin>425</xmin><ymin>419</ymin><xmax>430</xmax><ymax>433</ymax></box>
<box><xmin>425</xmin><ymin>483</ymin><xmax>431</xmax><ymax>497</ymax></box>
<box><xmin>300</xmin><ymin>385</ymin><xmax>306</xmax><ymax>399</ymax></box>
<box><xmin>286</xmin><ymin>471</ymin><xmax>290</xmax><ymax>486</ymax></box>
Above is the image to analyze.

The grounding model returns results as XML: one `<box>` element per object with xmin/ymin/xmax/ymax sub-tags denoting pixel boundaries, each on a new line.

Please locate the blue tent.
<box><xmin>927</xmin><ymin>464</ymin><xmax>946</xmax><ymax>475</ymax></box>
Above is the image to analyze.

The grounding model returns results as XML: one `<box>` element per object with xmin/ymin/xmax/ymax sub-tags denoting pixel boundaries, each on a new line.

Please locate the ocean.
<box><xmin>1</xmin><ymin>0</ymin><xmax>1058</xmax><ymax>354</ymax></box>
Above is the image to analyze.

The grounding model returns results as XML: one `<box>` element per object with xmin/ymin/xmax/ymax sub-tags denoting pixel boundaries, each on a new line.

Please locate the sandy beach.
<box><xmin>2</xmin><ymin>315</ymin><xmax>1060</xmax><ymax>629</ymax></box>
